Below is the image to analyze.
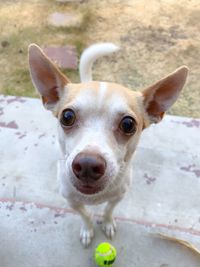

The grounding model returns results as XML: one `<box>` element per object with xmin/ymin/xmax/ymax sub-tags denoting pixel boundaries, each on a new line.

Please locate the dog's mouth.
<box><xmin>74</xmin><ymin>183</ymin><xmax>103</xmax><ymax>195</ymax></box>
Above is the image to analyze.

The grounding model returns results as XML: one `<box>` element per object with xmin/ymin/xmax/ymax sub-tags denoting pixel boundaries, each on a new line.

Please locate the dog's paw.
<box><xmin>102</xmin><ymin>218</ymin><xmax>116</xmax><ymax>239</ymax></box>
<box><xmin>80</xmin><ymin>226</ymin><xmax>94</xmax><ymax>248</ymax></box>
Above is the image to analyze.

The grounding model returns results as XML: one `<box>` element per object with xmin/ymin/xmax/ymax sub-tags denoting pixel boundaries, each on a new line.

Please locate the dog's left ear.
<box><xmin>28</xmin><ymin>44</ymin><xmax>70</xmax><ymax>110</ymax></box>
<box><xmin>142</xmin><ymin>66</ymin><xmax>188</xmax><ymax>125</ymax></box>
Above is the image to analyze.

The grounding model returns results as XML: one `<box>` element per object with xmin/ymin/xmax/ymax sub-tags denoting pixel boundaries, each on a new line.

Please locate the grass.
<box><xmin>0</xmin><ymin>0</ymin><xmax>200</xmax><ymax>117</ymax></box>
<box><xmin>0</xmin><ymin>0</ymin><xmax>92</xmax><ymax>97</ymax></box>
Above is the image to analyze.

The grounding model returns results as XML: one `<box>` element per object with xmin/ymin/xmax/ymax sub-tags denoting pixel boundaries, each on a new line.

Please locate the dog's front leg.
<box><xmin>71</xmin><ymin>202</ymin><xmax>94</xmax><ymax>247</ymax></box>
<box><xmin>102</xmin><ymin>196</ymin><xmax>123</xmax><ymax>239</ymax></box>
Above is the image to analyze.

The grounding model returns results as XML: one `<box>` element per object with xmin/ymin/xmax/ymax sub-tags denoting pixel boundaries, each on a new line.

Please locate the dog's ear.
<box><xmin>142</xmin><ymin>66</ymin><xmax>188</xmax><ymax>125</ymax></box>
<box><xmin>28</xmin><ymin>44</ymin><xmax>70</xmax><ymax>110</ymax></box>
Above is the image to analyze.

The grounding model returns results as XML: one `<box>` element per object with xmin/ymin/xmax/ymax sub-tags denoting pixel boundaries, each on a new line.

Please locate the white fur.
<box><xmin>98</xmin><ymin>82</ymin><xmax>107</xmax><ymax>107</ymax></box>
<box><xmin>79</xmin><ymin>43</ymin><xmax>120</xmax><ymax>82</ymax></box>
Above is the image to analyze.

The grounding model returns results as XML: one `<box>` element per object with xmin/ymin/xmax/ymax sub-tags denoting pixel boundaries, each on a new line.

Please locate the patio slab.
<box><xmin>0</xmin><ymin>94</ymin><xmax>200</xmax><ymax>266</ymax></box>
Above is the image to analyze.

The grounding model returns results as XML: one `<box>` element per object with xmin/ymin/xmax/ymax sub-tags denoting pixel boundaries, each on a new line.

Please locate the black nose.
<box><xmin>72</xmin><ymin>152</ymin><xmax>106</xmax><ymax>182</ymax></box>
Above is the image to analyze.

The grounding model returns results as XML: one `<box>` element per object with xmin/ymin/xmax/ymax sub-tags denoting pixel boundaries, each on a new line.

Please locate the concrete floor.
<box><xmin>0</xmin><ymin>94</ymin><xmax>200</xmax><ymax>267</ymax></box>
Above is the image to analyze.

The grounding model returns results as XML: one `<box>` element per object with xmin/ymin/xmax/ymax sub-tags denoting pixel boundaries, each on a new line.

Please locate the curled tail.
<box><xmin>79</xmin><ymin>43</ymin><xmax>120</xmax><ymax>82</ymax></box>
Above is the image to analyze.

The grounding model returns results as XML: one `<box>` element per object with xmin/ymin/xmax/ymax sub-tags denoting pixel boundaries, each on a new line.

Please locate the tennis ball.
<box><xmin>94</xmin><ymin>242</ymin><xmax>117</xmax><ymax>267</ymax></box>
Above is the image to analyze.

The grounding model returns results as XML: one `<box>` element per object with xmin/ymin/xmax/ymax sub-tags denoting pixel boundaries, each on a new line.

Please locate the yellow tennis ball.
<box><xmin>94</xmin><ymin>242</ymin><xmax>117</xmax><ymax>267</ymax></box>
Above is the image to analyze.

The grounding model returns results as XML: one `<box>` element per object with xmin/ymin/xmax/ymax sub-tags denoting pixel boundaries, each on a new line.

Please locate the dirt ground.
<box><xmin>0</xmin><ymin>0</ymin><xmax>200</xmax><ymax>117</ymax></box>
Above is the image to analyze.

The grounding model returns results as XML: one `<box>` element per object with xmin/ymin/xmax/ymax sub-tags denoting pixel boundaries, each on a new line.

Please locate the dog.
<box><xmin>28</xmin><ymin>42</ymin><xmax>188</xmax><ymax>247</ymax></box>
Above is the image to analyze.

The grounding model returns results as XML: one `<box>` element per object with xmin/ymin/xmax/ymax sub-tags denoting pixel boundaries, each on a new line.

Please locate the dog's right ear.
<box><xmin>28</xmin><ymin>44</ymin><xmax>70</xmax><ymax>110</ymax></box>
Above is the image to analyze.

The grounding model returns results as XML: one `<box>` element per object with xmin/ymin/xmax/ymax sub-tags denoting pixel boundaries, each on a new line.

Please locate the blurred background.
<box><xmin>0</xmin><ymin>0</ymin><xmax>200</xmax><ymax>117</ymax></box>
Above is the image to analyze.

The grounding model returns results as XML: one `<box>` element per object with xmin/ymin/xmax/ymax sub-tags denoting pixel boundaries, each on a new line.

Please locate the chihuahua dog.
<box><xmin>28</xmin><ymin>43</ymin><xmax>188</xmax><ymax>247</ymax></box>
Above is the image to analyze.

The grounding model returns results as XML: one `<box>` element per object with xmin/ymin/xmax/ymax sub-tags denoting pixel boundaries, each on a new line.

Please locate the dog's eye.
<box><xmin>60</xmin><ymin>109</ymin><xmax>76</xmax><ymax>127</ymax></box>
<box><xmin>119</xmin><ymin>116</ymin><xmax>137</xmax><ymax>135</ymax></box>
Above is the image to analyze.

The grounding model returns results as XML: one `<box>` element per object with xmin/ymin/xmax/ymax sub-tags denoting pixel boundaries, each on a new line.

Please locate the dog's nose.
<box><xmin>72</xmin><ymin>152</ymin><xmax>106</xmax><ymax>182</ymax></box>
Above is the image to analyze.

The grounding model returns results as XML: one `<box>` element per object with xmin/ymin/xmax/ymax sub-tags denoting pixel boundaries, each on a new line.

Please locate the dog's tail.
<box><xmin>79</xmin><ymin>43</ymin><xmax>120</xmax><ymax>82</ymax></box>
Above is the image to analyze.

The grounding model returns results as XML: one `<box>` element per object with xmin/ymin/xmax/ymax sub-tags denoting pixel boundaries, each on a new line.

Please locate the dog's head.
<box><xmin>28</xmin><ymin>44</ymin><xmax>188</xmax><ymax>196</ymax></box>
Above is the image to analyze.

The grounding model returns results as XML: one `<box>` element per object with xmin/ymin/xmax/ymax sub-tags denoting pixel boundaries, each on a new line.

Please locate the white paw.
<box><xmin>102</xmin><ymin>219</ymin><xmax>117</xmax><ymax>239</ymax></box>
<box><xmin>80</xmin><ymin>226</ymin><xmax>94</xmax><ymax>248</ymax></box>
